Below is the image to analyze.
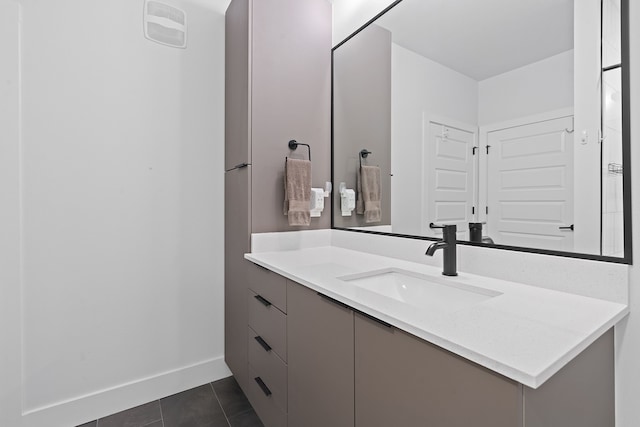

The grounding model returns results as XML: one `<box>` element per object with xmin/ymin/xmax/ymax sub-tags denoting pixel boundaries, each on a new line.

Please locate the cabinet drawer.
<box><xmin>248</xmin><ymin>262</ymin><xmax>287</xmax><ymax>313</ymax></box>
<box><xmin>247</xmin><ymin>365</ymin><xmax>288</xmax><ymax>427</ymax></box>
<box><xmin>248</xmin><ymin>290</ymin><xmax>287</xmax><ymax>362</ymax></box>
<box><xmin>248</xmin><ymin>326</ymin><xmax>287</xmax><ymax>413</ymax></box>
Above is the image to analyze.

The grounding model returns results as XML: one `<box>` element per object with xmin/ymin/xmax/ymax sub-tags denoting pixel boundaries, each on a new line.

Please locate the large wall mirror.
<box><xmin>332</xmin><ymin>0</ymin><xmax>631</xmax><ymax>263</ymax></box>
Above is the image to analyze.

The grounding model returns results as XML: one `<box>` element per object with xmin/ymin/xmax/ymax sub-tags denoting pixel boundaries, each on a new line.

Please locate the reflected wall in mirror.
<box><xmin>332</xmin><ymin>0</ymin><xmax>630</xmax><ymax>262</ymax></box>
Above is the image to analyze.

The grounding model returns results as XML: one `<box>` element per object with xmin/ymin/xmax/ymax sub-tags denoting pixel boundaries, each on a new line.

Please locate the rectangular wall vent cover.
<box><xmin>144</xmin><ymin>0</ymin><xmax>187</xmax><ymax>48</ymax></box>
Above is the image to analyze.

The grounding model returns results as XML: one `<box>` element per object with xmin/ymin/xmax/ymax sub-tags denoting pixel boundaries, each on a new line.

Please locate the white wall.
<box><xmin>391</xmin><ymin>44</ymin><xmax>477</xmax><ymax>235</ymax></box>
<box><xmin>572</xmin><ymin>0</ymin><xmax>603</xmax><ymax>254</ymax></box>
<box><xmin>0</xmin><ymin>2</ymin><xmax>24</xmax><ymax>427</ymax></box>
<box><xmin>1</xmin><ymin>1</ymin><xmax>228</xmax><ymax>425</ymax></box>
<box><xmin>615</xmin><ymin>1</ymin><xmax>640</xmax><ymax>424</ymax></box>
<box><xmin>478</xmin><ymin>50</ymin><xmax>574</xmax><ymax>125</ymax></box>
<box><xmin>602</xmin><ymin>68</ymin><xmax>624</xmax><ymax>257</ymax></box>
<box><xmin>331</xmin><ymin>0</ymin><xmax>397</xmax><ymax>45</ymax></box>
<box><xmin>601</xmin><ymin>0</ymin><xmax>624</xmax><ymax>257</ymax></box>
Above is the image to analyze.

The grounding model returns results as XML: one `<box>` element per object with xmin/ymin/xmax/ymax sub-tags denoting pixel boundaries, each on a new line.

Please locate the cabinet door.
<box><xmin>354</xmin><ymin>313</ymin><xmax>522</xmax><ymax>427</ymax></box>
<box><xmin>224</xmin><ymin>0</ymin><xmax>250</xmax><ymax>170</ymax></box>
<box><xmin>287</xmin><ymin>282</ymin><xmax>354</xmax><ymax>427</ymax></box>
<box><xmin>224</xmin><ymin>166</ymin><xmax>252</xmax><ymax>388</ymax></box>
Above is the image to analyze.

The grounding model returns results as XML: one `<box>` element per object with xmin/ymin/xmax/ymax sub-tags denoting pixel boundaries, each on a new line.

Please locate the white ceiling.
<box><xmin>375</xmin><ymin>0</ymin><xmax>574</xmax><ymax>81</ymax></box>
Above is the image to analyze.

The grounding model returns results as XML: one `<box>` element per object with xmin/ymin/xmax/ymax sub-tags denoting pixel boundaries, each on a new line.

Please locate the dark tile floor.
<box><xmin>76</xmin><ymin>376</ymin><xmax>264</xmax><ymax>427</ymax></box>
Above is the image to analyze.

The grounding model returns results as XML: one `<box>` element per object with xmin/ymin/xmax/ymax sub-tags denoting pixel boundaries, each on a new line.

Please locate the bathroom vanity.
<box><xmin>240</xmin><ymin>233</ymin><xmax>626</xmax><ymax>427</ymax></box>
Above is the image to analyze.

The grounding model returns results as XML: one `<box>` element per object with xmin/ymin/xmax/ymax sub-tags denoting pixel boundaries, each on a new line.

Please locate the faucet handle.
<box><xmin>429</xmin><ymin>222</ymin><xmax>456</xmax><ymax>230</ymax></box>
<box><xmin>430</xmin><ymin>223</ymin><xmax>457</xmax><ymax>241</ymax></box>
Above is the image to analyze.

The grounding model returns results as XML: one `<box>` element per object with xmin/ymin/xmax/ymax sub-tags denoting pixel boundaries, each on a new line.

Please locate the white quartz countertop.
<box><xmin>245</xmin><ymin>246</ymin><xmax>628</xmax><ymax>389</ymax></box>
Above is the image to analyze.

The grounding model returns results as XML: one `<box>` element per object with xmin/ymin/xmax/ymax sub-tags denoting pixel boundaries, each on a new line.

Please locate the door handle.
<box><xmin>559</xmin><ymin>224</ymin><xmax>574</xmax><ymax>231</ymax></box>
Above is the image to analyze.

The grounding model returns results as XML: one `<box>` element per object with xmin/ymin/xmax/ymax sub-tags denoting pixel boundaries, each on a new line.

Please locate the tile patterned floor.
<box><xmin>76</xmin><ymin>376</ymin><xmax>264</xmax><ymax>427</ymax></box>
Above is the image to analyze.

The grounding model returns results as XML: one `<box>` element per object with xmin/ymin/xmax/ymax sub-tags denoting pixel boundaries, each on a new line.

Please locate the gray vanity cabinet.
<box><xmin>242</xmin><ymin>273</ymin><xmax>614</xmax><ymax>427</ymax></box>
<box><xmin>354</xmin><ymin>313</ymin><xmax>521</xmax><ymax>427</ymax></box>
<box><xmin>287</xmin><ymin>282</ymin><xmax>355</xmax><ymax>427</ymax></box>
<box><xmin>354</xmin><ymin>312</ymin><xmax>615</xmax><ymax>427</ymax></box>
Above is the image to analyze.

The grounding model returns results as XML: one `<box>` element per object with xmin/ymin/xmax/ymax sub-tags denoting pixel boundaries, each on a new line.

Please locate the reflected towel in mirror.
<box><xmin>357</xmin><ymin>165</ymin><xmax>381</xmax><ymax>223</ymax></box>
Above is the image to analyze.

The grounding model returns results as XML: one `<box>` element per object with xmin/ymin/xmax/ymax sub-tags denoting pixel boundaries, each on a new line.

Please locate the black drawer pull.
<box><xmin>254</xmin><ymin>377</ymin><xmax>272</xmax><ymax>396</ymax></box>
<box><xmin>254</xmin><ymin>294</ymin><xmax>272</xmax><ymax>307</ymax></box>
<box><xmin>255</xmin><ymin>263</ymin><xmax>271</xmax><ymax>272</ymax></box>
<box><xmin>359</xmin><ymin>310</ymin><xmax>393</xmax><ymax>329</ymax></box>
<box><xmin>317</xmin><ymin>292</ymin><xmax>351</xmax><ymax>310</ymax></box>
<box><xmin>254</xmin><ymin>335</ymin><xmax>272</xmax><ymax>352</ymax></box>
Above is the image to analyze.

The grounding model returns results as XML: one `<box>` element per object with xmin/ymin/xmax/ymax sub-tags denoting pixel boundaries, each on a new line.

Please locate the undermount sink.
<box><xmin>338</xmin><ymin>268</ymin><xmax>502</xmax><ymax>312</ymax></box>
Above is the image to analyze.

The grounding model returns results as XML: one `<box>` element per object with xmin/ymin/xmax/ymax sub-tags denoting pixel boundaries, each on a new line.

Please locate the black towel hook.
<box><xmin>359</xmin><ymin>149</ymin><xmax>372</xmax><ymax>168</ymax></box>
<box><xmin>288</xmin><ymin>140</ymin><xmax>311</xmax><ymax>161</ymax></box>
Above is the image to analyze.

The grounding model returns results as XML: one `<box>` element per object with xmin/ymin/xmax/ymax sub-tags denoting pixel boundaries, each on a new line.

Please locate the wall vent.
<box><xmin>144</xmin><ymin>0</ymin><xmax>187</xmax><ymax>49</ymax></box>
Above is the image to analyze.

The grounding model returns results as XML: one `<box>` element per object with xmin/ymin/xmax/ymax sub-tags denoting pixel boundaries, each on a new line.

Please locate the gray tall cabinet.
<box><xmin>224</xmin><ymin>0</ymin><xmax>331</xmax><ymax>425</ymax></box>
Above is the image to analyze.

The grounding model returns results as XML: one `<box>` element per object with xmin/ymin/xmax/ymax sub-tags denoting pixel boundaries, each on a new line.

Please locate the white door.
<box><xmin>486</xmin><ymin>116</ymin><xmax>574</xmax><ymax>251</ymax></box>
<box><xmin>424</xmin><ymin>119</ymin><xmax>476</xmax><ymax>240</ymax></box>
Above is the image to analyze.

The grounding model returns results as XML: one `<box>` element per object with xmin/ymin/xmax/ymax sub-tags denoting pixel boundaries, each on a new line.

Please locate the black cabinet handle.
<box><xmin>254</xmin><ymin>336</ymin><xmax>272</xmax><ymax>352</ymax></box>
<box><xmin>317</xmin><ymin>292</ymin><xmax>351</xmax><ymax>310</ymax></box>
<box><xmin>317</xmin><ymin>292</ymin><xmax>392</xmax><ymax>329</ymax></box>
<box><xmin>254</xmin><ymin>377</ymin><xmax>272</xmax><ymax>396</ymax></box>
<box><xmin>225</xmin><ymin>162</ymin><xmax>250</xmax><ymax>172</ymax></box>
<box><xmin>559</xmin><ymin>224</ymin><xmax>575</xmax><ymax>231</ymax></box>
<box><xmin>359</xmin><ymin>310</ymin><xmax>393</xmax><ymax>329</ymax></box>
<box><xmin>254</xmin><ymin>294</ymin><xmax>272</xmax><ymax>307</ymax></box>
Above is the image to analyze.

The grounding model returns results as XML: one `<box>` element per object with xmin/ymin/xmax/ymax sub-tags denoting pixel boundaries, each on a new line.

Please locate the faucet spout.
<box><xmin>425</xmin><ymin>241</ymin><xmax>448</xmax><ymax>256</ymax></box>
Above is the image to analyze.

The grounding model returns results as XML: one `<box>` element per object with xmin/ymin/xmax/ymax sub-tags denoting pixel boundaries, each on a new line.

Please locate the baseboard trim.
<box><xmin>22</xmin><ymin>356</ymin><xmax>232</xmax><ymax>427</ymax></box>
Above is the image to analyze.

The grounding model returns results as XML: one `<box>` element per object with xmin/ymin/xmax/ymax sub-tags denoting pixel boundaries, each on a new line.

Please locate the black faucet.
<box><xmin>426</xmin><ymin>223</ymin><xmax>457</xmax><ymax>276</ymax></box>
